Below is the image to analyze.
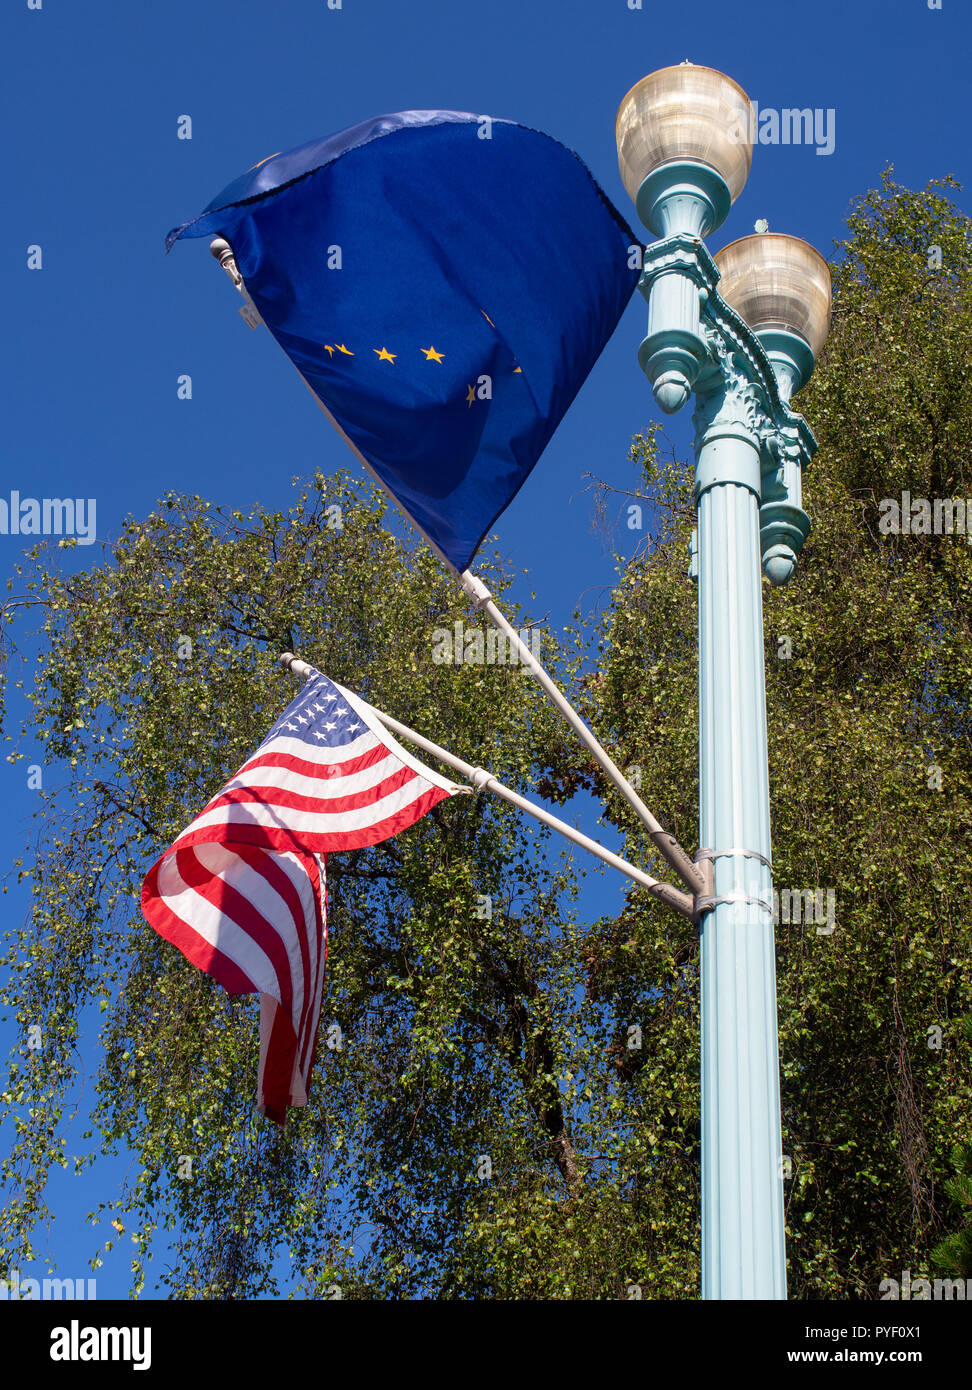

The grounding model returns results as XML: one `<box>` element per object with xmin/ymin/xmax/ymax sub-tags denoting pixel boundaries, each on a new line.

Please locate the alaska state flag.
<box><xmin>167</xmin><ymin>110</ymin><xmax>639</xmax><ymax>572</ymax></box>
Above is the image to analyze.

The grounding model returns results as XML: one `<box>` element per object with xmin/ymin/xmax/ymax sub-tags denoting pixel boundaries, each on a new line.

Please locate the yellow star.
<box><xmin>335</xmin><ymin>343</ymin><xmax>354</xmax><ymax>356</ymax></box>
<box><xmin>323</xmin><ymin>344</ymin><xmax>335</xmax><ymax>357</ymax></box>
<box><xmin>466</xmin><ymin>384</ymin><xmax>476</xmax><ymax>406</ymax></box>
<box><xmin>373</xmin><ymin>347</ymin><xmax>396</xmax><ymax>363</ymax></box>
<box><xmin>421</xmin><ymin>346</ymin><xmax>445</xmax><ymax>363</ymax></box>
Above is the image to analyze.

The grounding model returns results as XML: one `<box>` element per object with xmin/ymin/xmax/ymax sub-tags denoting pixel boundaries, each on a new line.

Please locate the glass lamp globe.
<box><xmin>616</xmin><ymin>63</ymin><xmax>753</xmax><ymax>237</ymax></box>
<box><xmin>713</xmin><ymin>233</ymin><xmax>832</xmax><ymax>397</ymax></box>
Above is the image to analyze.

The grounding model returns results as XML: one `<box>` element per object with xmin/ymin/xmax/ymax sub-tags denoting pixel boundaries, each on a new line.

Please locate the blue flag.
<box><xmin>167</xmin><ymin>110</ymin><xmax>639</xmax><ymax>572</ymax></box>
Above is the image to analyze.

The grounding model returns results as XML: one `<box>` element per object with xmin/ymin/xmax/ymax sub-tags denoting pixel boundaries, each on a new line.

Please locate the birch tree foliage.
<box><xmin>0</xmin><ymin>473</ymin><xmax>604</xmax><ymax>1298</ymax></box>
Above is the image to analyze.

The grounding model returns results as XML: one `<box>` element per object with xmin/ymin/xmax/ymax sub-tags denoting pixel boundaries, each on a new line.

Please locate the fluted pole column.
<box><xmin>694</xmin><ymin>372</ymin><xmax>786</xmax><ymax>1300</ymax></box>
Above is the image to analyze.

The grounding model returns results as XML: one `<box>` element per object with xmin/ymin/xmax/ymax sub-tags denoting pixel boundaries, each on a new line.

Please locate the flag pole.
<box><xmin>279</xmin><ymin>653</ymin><xmax>696</xmax><ymax>920</ymax></box>
<box><xmin>210</xmin><ymin>239</ymin><xmax>703</xmax><ymax>899</ymax></box>
<box><xmin>456</xmin><ymin>569</ymin><xmax>705</xmax><ymax>895</ymax></box>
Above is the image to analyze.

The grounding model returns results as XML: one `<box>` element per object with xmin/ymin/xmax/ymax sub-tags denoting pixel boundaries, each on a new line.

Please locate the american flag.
<box><xmin>141</xmin><ymin>671</ymin><xmax>466</xmax><ymax>1123</ymax></box>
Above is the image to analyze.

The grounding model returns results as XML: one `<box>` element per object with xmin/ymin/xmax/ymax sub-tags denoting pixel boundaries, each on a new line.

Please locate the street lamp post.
<box><xmin>616</xmin><ymin>64</ymin><xmax>832</xmax><ymax>1298</ymax></box>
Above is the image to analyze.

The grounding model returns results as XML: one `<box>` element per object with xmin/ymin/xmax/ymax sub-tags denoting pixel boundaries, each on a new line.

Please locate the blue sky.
<box><xmin>1</xmin><ymin>0</ymin><xmax>969</xmax><ymax>1298</ymax></box>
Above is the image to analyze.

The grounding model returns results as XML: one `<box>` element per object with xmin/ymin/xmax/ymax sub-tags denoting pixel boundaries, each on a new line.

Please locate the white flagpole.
<box><xmin>456</xmin><ymin>569</ymin><xmax>705</xmax><ymax>895</ymax></box>
<box><xmin>279</xmin><ymin>653</ymin><xmax>696</xmax><ymax>920</ymax></box>
<box><xmin>210</xmin><ymin>239</ymin><xmax>703</xmax><ymax>898</ymax></box>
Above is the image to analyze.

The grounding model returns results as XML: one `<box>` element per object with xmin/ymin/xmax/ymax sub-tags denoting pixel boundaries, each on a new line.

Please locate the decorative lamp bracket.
<box><xmin>637</xmin><ymin>233</ymin><xmax>818</xmax><ymax>583</ymax></box>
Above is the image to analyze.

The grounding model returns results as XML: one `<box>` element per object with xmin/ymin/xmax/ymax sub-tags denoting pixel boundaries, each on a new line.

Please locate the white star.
<box><xmin>286</xmin><ymin>721</ymin><xmax>298</xmax><ymax>731</ymax></box>
<box><xmin>324</xmin><ymin>721</ymin><xmax>337</xmax><ymax>731</ymax></box>
<box><xmin>335</xmin><ymin>706</ymin><xmax>348</xmax><ymax>717</ymax></box>
<box><xmin>348</xmin><ymin>722</ymin><xmax>360</xmax><ymax>733</ymax></box>
<box><xmin>296</xmin><ymin>714</ymin><xmax>309</xmax><ymax>725</ymax></box>
<box><xmin>323</xmin><ymin>693</ymin><xmax>337</xmax><ymax>703</ymax></box>
<box><xmin>313</xmin><ymin>731</ymin><xmax>327</xmax><ymax>741</ymax></box>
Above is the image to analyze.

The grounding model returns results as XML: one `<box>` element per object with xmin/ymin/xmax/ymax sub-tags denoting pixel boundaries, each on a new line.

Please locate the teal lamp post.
<box><xmin>616</xmin><ymin>63</ymin><xmax>832</xmax><ymax>1298</ymax></box>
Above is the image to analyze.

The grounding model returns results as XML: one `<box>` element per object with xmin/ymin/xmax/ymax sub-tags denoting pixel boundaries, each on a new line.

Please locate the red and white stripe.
<box><xmin>141</xmin><ymin>676</ymin><xmax>463</xmax><ymax>1122</ymax></box>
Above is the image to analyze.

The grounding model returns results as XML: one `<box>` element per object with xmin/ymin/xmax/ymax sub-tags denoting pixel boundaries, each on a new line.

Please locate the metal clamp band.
<box><xmin>695</xmin><ymin>846</ymin><xmax>773</xmax><ymax>871</ymax></box>
<box><xmin>695</xmin><ymin>892</ymin><xmax>773</xmax><ymax>915</ymax></box>
<box><xmin>459</xmin><ymin>571</ymin><xmax>493</xmax><ymax>610</ymax></box>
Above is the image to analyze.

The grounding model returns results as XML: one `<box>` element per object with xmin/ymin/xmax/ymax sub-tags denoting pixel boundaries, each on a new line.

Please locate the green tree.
<box><xmin>0</xmin><ymin>474</ymin><xmax>592</xmax><ymax>1298</ymax></box>
<box><xmin>930</xmin><ymin>1017</ymin><xmax>972</xmax><ymax>1278</ymax></box>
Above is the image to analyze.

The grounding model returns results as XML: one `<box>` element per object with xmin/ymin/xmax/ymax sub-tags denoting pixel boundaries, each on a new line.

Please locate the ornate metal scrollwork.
<box><xmin>637</xmin><ymin>233</ymin><xmax>818</xmax><ymax>583</ymax></box>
